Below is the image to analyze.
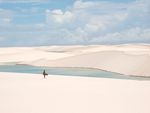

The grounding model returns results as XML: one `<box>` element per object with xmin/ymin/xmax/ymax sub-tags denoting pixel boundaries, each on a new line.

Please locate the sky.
<box><xmin>0</xmin><ymin>0</ymin><xmax>150</xmax><ymax>46</ymax></box>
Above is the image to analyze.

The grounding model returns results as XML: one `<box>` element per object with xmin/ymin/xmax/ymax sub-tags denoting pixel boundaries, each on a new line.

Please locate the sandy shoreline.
<box><xmin>0</xmin><ymin>44</ymin><xmax>150</xmax><ymax>77</ymax></box>
<box><xmin>0</xmin><ymin>72</ymin><xmax>150</xmax><ymax>113</ymax></box>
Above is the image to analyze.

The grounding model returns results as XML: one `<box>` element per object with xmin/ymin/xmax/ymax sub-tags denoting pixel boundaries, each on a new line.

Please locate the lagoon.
<box><xmin>0</xmin><ymin>65</ymin><xmax>149</xmax><ymax>80</ymax></box>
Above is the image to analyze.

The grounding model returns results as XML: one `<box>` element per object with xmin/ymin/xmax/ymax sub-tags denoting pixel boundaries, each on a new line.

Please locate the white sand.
<box><xmin>0</xmin><ymin>45</ymin><xmax>150</xmax><ymax>113</ymax></box>
<box><xmin>0</xmin><ymin>44</ymin><xmax>150</xmax><ymax>76</ymax></box>
<box><xmin>0</xmin><ymin>72</ymin><xmax>150</xmax><ymax>113</ymax></box>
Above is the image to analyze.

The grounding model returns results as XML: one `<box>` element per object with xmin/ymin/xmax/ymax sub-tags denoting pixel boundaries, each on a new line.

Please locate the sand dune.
<box><xmin>0</xmin><ymin>45</ymin><xmax>150</xmax><ymax>113</ymax></box>
<box><xmin>33</xmin><ymin>51</ymin><xmax>150</xmax><ymax>77</ymax></box>
<box><xmin>0</xmin><ymin>46</ymin><xmax>73</xmax><ymax>63</ymax></box>
<box><xmin>0</xmin><ymin>44</ymin><xmax>150</xmax><ymax>77</ymax></box>
<box><xmin>0</xmin><ymin>72</ymin><xmax>150</xmax><ymax>113</ymax></box>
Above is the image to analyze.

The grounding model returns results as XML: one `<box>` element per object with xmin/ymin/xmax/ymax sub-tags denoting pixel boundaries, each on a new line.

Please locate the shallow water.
<box><xmin>0</xmin><ymin>65</ymin><xmax>149</xmax><ymax>80</ymax></box>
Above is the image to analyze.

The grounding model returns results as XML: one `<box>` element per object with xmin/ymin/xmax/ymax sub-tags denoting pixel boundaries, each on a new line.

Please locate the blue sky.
<box><xmin>0</xmin><ymin>0</ymin><xmax>150</xmax><ymax>46</ymax></box>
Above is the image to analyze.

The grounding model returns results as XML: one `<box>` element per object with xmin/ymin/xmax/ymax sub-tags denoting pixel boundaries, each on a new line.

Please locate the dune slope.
<box><xmin>0</xmin><ymin>72</ymin><xmax>150</xmax><ymax>113</ymax></box>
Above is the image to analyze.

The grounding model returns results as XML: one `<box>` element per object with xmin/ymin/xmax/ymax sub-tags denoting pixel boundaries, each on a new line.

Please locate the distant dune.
<box><xmin>0</xmin><ymin>44</ymin><xmax>150</xmax><ymax>77</ymax></box>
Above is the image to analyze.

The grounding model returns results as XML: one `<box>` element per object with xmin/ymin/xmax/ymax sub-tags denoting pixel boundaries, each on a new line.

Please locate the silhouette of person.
<box><xmin>43</xmin><ymin>70</ymin><xmax>48</xmax><ymax>78</ymax></box>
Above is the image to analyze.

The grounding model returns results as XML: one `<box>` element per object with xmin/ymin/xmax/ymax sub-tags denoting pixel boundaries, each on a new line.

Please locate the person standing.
<box><xmin>43</xmin><ymin>70</ymin><xmax>48</xmax><ymax>78</ymax></box>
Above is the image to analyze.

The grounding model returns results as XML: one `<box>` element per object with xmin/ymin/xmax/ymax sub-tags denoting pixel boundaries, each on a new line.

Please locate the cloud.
<box><xmin>91</xmin><ymin>28</ymin><xmax>150</xmax><ymax>44</ymax></box>
<box><xmin>44</xmin><ymin>0</ymin><xmax>150</xmax><ymax>44</ymax></box>
<box><xmin>0</xmin><ymin>0</ymin><xmax>150</xmax><ymax>46</ymax></box>
<box><xmin>74</xmin><ymin>0</ymin><xmax>95</xmax><ymax>9</ymax></box>
<box><xmin>0</xmin><ymin>9</ymin><xmax>13</xmax><ymax>25</ymax></box>
<box><xmin>46</xmin><ymin>9</ymin><xmax>73</xmax><ymax>24</ymax></box>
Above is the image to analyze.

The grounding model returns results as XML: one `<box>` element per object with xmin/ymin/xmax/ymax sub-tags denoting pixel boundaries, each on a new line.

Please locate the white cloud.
<box><xmin>1</xmin><ymin>0</ymin><xmax>150</xmax><ymax>46</ymax></box>
<box><xmin>91</xmin><ymin>28</ymin><xmax>150</xmax><ymax>43</ymax></box>
<box><xmin>46</xmin><ymin>9</ymin><xmax>74</xmax><ymax>24</ymax></box>
<box><xmin>0</xmin><ymin>9</ymin><xmax>13</xmax><ymax>25</ymax></box>
<box><xmin>44</xmin><ymin>0</ymin><xmax>150</xmax><ymax>44</ymax></box>
<box><xmin>23</xmin><ymin>0</ymin><xmax>149</xmax><ymax>45</ymax></box>
<box><xmin>74</xmin><ymin>0</ymin><xmax>95</xmax><ymax>9</ymax></box>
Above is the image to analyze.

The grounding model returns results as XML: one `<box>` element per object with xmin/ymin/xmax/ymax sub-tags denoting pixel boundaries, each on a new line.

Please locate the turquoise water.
<box><xmin>0</xmin><ymin>65</ymin><xmax>149</xmax><ymax>80</ymax></box>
